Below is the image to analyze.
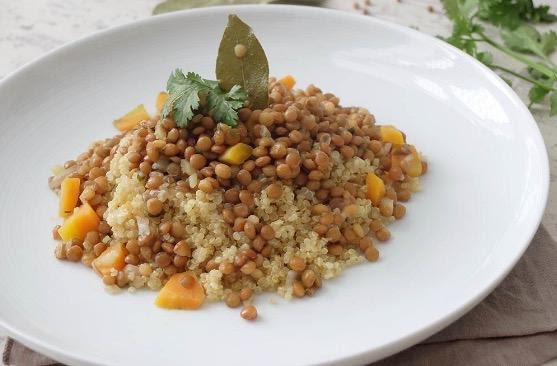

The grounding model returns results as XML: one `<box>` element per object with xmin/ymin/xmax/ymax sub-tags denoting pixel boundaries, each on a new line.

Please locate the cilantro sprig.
<box><xmin>161</xmin><ymin>69</ymin><xmax>247</xmax><ymax>127</ymax></box>
<box><xmin>478</xmin><ymin>0</ymin><xmax>556</xmax><ymax>28</ymax></box>
<box><xmin>442</xmin><ymin>0</ymin><xmax>557</xmax><ymax>115</ymax></box>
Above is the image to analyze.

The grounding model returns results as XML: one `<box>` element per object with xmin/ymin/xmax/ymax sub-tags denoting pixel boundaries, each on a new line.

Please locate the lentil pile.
<box><xmin>49</xmin><ymin>78</ymin><xmax>426</xmax><ymax>319</ymax></box>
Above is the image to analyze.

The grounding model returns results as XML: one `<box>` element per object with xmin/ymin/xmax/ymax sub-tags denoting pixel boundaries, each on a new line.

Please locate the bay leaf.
<box><xmin>216</xmin><ymin>14</ymin><xmax>269</xmax><ymax>109</ymax></box>
<box><xmin>153</xmin><ymin>0</ymin><xmax>272</xmax><ymax>15</ymax></box>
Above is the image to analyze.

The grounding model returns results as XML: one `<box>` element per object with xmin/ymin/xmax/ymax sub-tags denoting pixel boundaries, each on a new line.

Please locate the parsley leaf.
<box><xmin>442</xmin><ymin>0</ymin><xmax>479</xmax><ymax>31</ymax></box>
<box><xmin>442</xmin><ymin>0</ymin><xmax>486</xmax><ymax>58</ymax></box>
<box><xmin>207</xmin><ymin>84</ymin><xmax>247</xmax><ymax>126</ymax></box>
<box><xmin>163</xmin><ymin>70</ymin><xmax>205</xmax><ymax>125</ymax></box>
<box><xmin>479</xmin><ymin>0</ymin><xmax>523</xmax><ymax>29</ymax></box>
<box><xmin>528</xmin><ymin>84</ymin><xmax>550</xmax><ymax>103</ymax></box>
<box><xmin>522</xmin><ymin>3</ymin><xmax>557</xmax><ymax>23</ymax></box>
<box><xmin>479</xmin><ymin>0</ymin><xmax>557</xmax><ymax>29</ymax></box>
<box><xmin>541</xmin><ymin>30</ymin><xmax>557</xmax><ymax>55</ymax></box>
<box><xmin>161</xmin><ymin>69</ymin><xmax>247</xmax><ymax>127</ymax></box>
<box><xmin>501</xmin><ymin>25</ymin><xmax>556</xmax><ymax>59</ymax></box>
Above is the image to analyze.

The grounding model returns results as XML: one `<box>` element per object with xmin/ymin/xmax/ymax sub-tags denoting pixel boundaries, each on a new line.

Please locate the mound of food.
<box><xmin>48</xmin><ymin>15</ymin><xmax>426</xmax><ymax>319</ymax></box>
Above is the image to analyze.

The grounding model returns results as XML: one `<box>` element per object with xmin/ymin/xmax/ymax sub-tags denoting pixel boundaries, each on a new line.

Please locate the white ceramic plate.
<box><xmin>0</xmin><ymin>5</ymin><xmax>548</xmax><ymax>366</ymax></box>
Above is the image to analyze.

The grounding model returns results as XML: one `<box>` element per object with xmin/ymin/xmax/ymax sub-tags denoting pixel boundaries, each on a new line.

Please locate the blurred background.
<box><xmin>0</xmin><ymin>0</ymin><xmax>478</xmax><ymax>78</ymax></box>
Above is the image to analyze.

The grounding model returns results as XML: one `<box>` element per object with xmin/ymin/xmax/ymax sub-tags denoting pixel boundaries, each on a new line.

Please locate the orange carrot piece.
<box><xmin>380</xmin><ymin>125</ymin><xmax>405</xmax><ymax>145</ymax></box>
<box><xmin>155</xmin><ymin>92</ymin><xmax>168</xmax><ymax>113</ymax></box>
<box><xmin>366</xmin><ymin>172</ymin><xmax>386</xmax><ymax>206</ymax></box>
<box><xmin>58</xmin><ymin>203</ymin><xmax>100</xmax><ymax>241</ymax></box>
<box><xmin>219</xmin><ymin>143</ymin><xmax>253</xmax><ymax>165</ymax></box>
<box><xmin>278</xmin><ymin>75</ymin><xmax>296</xmax><ymax>89</ymax></box>
<box><xmin>59</xmin><ymin>177</ymin><xmax>80</xmax><ymax>217</ymax></box>
<box><xmin>113</xmin><ymin>104</ymin><xmax>150</xmax><ymax>132</ymax></box>
<box><xmin>155</xmin><ymin>272</ymin><xmax>206</xmax><ymax>310</ymax></box>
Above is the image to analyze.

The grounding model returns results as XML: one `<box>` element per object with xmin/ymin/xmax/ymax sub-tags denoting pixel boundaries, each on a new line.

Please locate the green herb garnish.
<box><xmin>442</xmin><ymin>0</ymin><xmax>557</xmax><ymax>114</ymax></box>
<box><xmin>161</xmin><ymin>15</ymin><xmax>269</xmax><ymax>127</ymax></box>
<box><xmin>161</xmin><ymin>70</ymin><xmax>247</xmax><ymax>127</ymax></box>
<box><xmin>216</xmin><ymin>14</ymin><xmax>270</xmax><ymax>110</ymax></box>
<box><xmin>500</xmin><ymin>25</ymin><xmax>557</xmax><ymax>60</ymax></box>
<box><xmin>478</xmin><ymin>0</ymin><xmax>556</xmax><ymax>29</ymax></box>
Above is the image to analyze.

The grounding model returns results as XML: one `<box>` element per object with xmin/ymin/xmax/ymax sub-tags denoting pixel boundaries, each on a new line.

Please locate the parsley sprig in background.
<box><xmin>442</xmin><ymin>0</ymin><xmax>557</xmax><ymax>114</ymax></box>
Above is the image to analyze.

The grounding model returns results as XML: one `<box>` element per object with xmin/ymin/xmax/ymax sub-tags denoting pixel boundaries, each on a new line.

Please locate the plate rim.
<box><xmin>0</xmin><ymin>4</ymin><xmax>549</xmax><ymax>366</ymax></box>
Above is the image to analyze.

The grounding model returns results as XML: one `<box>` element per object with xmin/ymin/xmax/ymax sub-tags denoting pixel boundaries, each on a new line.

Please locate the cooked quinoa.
<box><xmin>49</xmin><ymin>78</ymin><xmax>425</xmax><ymax>308</ymax></box>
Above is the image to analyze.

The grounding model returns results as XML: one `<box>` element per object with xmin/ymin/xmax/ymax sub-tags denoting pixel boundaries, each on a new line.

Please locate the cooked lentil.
<box><xmin>239</xmin><ymin>287</ymin><xmax>253</xmax><ymax>301</ymax></box>
<box><xmin>240</xmin><ymin>305</ymin><xmax>258</xmax><ymax>320</ymax></box>
<box><xmin>180</xmin><ymin>274</ymin><xmax>196</xmax><ymax>288</ymax></box>
<box><xmin>225</xmin><ymin>292</ymin><xmax>242</xmax><ymax>307</ymax></box>
<box><xmin>48</xmin><ymin>77</ymin><xmax>426</xmax><ymax>318</ymax></box>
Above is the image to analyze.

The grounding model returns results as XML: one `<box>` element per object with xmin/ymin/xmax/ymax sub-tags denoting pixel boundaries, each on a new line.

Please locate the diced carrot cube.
<box><xmin>59</xmin><ymin>177</ymin><xmax>80</xmax><ymax>217</ymax></box>
<box><xmin>219</xmin><ymin>143</ymin><xmax>253</xmax><ymax>165</ymax></box>
<box><xmin>155</xmin><ymin>92</ymin><xmax>168</xmax><ymax>113</ymax></box>
<box><xmin>366</xmin><ymin>172</ymin><xmax>386</xmax><ymax>206</ymax></box>
<box><xmin>113</xmin><ymin>104</ymin><xmax>150</xmax><ymax>132</ymax></box>
<box><xmin>380</xmin><ymin>125</ymin><xmax>405</xmax><ymax>145</ymax></box>
<box><xmin>155</xmin><ymin>272</ymin><xmax>206</xmax><ymax>310</ymax></box>
<box><xmin>58</xmin><ymin>203</ymin><xmax>100</xmax><ymax>241</ymax></box>
<box><xmin>278</xmin><ymin>75</ymin><xmax>296</xmax><ymax>89</ymax></box>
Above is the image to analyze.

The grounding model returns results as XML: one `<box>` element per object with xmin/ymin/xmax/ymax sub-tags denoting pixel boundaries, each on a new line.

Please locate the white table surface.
<box><xmin>1</xmin><ymin>0</ymin><xmax>556</xmax><ymax>364</ymax></box>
